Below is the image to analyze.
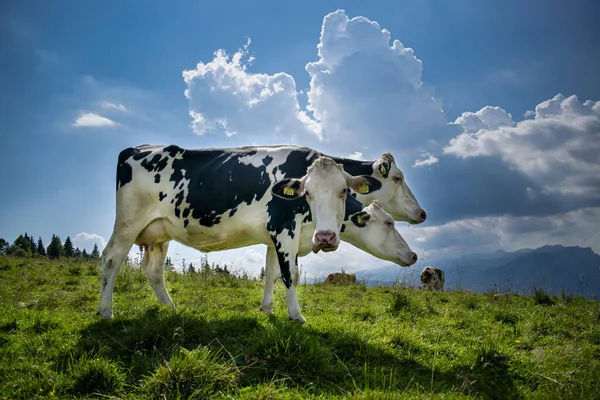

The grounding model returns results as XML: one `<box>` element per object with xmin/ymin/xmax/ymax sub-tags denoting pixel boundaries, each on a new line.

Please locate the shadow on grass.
<box><xmin>61</xmin><ymin>307</ymin><xmax>522</xmax><ymax>398</ymax></box>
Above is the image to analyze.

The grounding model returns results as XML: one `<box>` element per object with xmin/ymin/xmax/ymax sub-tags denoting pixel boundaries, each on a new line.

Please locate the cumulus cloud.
<box><xmin>72</xmin><ymin>112</ymin><xmax>117</xmax><ymax>128</ymax></box>
<box><xmin>182</xmin><ymin>39</ymin><xmax>321</xmax><ymax>143</ymax></box>
<box><xmin>445</xmin><ymin>94</ymin><xmax>600</xmax><ymax>198</ymax></box>
<box><xmin>304</xmin><ymin>9</ymin><xmax>449</xmax><ymax>155</ymax></box>
<box><xmin>73</xmin><ymin>232</ymin><xmax>106</xmax><ymax>253</ymax></box>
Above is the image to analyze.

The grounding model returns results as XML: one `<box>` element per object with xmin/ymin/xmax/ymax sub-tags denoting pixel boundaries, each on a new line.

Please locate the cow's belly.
<box><xmin>135</xmin><ymin>205</ymin><xmax>272</xmax><ymax>253</ymax></box>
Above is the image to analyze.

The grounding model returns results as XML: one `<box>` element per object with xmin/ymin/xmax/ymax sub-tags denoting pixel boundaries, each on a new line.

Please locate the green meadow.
<box><xmin>0</xmin><ymin>256</ymin><xmax>599</xmax><ymax>399</ymax></box>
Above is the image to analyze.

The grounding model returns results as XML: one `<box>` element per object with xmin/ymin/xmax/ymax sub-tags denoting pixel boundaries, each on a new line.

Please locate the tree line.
<box><xmin>0</xmin><ymin>233</ymin><xmax>100</xmax><ymax>260</ymax></box>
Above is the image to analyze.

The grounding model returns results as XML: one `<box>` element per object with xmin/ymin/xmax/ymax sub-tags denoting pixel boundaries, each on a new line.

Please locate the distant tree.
<box><xmin>82</xmin><ymin>249</ymin><xmax>89</xmax><ymax>259</ymax></box>
<box><xmin>91</xmin><ymin>244</ymin><xmax>100</xmax><ymax>260</ymax></box>
<box><xmin>11</xmin><ymin>234</ymin><xmax>32</xmax><ymax>256</ymax></box>
<box><xmin>164</xmin><ymin>257</ymin><xmax>173</xmax><ymax>269</ymax></box>
<box><xmin>188</xmin><ymin>262</ymin><xmax>195</xmax><ymax>274</ymax></box>
<box><xmin>259</xmin><ymin>266</ymin><xmax>265</xmax><ymax>281</ymax></box>
<box><xmin>29</xmin><ymin>235</ymin><xmax>36</xmax><ymax>255</ymax></box>
<box><xmin>37</xmin><ymin>237</ymin><xmax>46</xmax><ymax>256</ymax></box>
<box><xmin>64</xmin><ymin>236</ymin><xmax>74</xmax><ymax>258</ymax></box>
<box><xmin>0</xmin><ymin>238</ymin><xmax>7</xmax><ymax>255</ymax></box>
<box><xmin>74</xmin><ymin>247</ymin><xmax>81</xmax><ymax>258</ymax></box>
<box><xmin>47</xmin><ymin>234</ymin><xmax>64</xmax><ymax>259</ymax></box>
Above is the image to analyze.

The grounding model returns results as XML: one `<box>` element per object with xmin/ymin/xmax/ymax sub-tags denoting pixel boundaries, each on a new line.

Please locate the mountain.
<box><xmin>352</xmin><ymin>245</ymin><xmax>600</xmax><ymax>298</ymax></box>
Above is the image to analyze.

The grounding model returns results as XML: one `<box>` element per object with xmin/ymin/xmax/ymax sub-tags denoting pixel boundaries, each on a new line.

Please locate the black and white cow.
<box><xmin>258</xmin><ymin>149</ymin><xmax>427</xmax><ymax>320</ymax></box>
<box><xmin>98</xmin><ymin>144</ymin><xmax>400</xmax><ymax>322</ymax></box>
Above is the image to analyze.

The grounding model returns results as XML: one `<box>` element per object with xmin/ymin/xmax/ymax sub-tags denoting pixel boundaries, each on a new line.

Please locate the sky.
<box><xmin>1</xmin><ymin>0</ymin><xmax>599</xmax><ymax>278</ymax></box>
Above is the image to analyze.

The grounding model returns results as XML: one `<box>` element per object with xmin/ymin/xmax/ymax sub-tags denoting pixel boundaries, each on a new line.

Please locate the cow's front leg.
<box><xmin>260</xmin><ymin>245</ymin><xmax>280</xmax><ymax>315</ymax></box>
<box><xmin>270</xmin><ymin>231</ymin><xmax>306</xmax><ymax>324</ymax></box>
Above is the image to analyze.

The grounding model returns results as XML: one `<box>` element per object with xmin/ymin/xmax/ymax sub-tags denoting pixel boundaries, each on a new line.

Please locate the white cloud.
<box><xmin>72</xmin><ymin>112</ymin><xmax>117</xmax><ymax>128</ymax></box>
<box><xmin>100</xmin><ymin>101</ymin><xmax>128</xmax><ymax>112</ymax></box>
<box><xmin>182</xmin><ymin>39</ymin><xmax>322</xmax><ymax>143</ymax></box>
<box><xmin>445</xmin><ymin>94</ymin><xmax>600</xmax><ymax>197</ymax></box>
<box><xmin>73</xmin><ymin>232</ymin><xmax>106</xmax><ymax>253</ymax></box>
<box><xmin>413</xmin><ymin>153</ymin><xmax>439</xmax><ymax>167</ymax></box>
<box><xmin>304</xmin><ymin>9</ymin><xmax>448</xmax><ymax>155</ymax></box>
<box><xmin>346</xmin><ymin>151</ymin><xmax>366</xmax><ymax>161</ymax></box>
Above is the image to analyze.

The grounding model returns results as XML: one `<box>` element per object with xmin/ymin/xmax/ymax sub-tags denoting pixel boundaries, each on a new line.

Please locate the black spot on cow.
<box><xmin>116</xmin><ymin>147</ymin><xmax>136</xmax><ymax>190</ymax></box>
<box><xmin>262</xmin><ymin>155</ymin><xmax>273</xmax><ymax>166</ymax></box>
<box><xmin>340</xmin><ymin>223</ymin><xmax>346</xmax><ymax>233</ymax></box>
<box><xmin>164</xmin><ymin>145</ymin><xmax>183</xmax><ymax>157</ymax></box>
<box><xmin>277</xmin><ymin>148</ymin><xmax>321</xmax><ymax>179</ymax></box>
<box><xmin>272</xmin><ymin>238</ymin><xmax>292</xmax><ymax>288</ymax></box>
<box><xmin>266</xmin><ymin>196</ymin><xmax>310</xmax><ymax>240</ymax></box>
<box><xmin>154</xmin><ymin>174</ymin><xmax>160</xmax><ymax>183</ymax></box>
<box><xmin>141</xmin><ymin>154</ymin><xmax>169</xmax><ymax>173</ymax></box>
<box><xmin>102</xmin><ymin>277</ymin><xmax>108</xmax><ymax>291</ymax></box>
<box><xmin>184</xmin><ymin>219</ymin><xmax>189</xmax><ymax>228</ymax></box>
<box><xmin>132</xmin><ymin>150</ymin><xmax>152</xmax><ymax>161</ymax></box>
<box><xmin>169</xmin><ymin>148</ymin><xmax>272</xmax><ymax>227</ymax></box>
<box><xmin>229</xmin><ymin>208</ymin><xmax>238</xmax><ymax>217</ymax></box>
<box><xmin>159</xmin><ymin>192</ymin><xmax>167</xmax><ymax>201</ymax></box>
<box><xmin>328</xmin><ymin>156</ymin><xmax>375</xmax><ymax>177</ymax></box>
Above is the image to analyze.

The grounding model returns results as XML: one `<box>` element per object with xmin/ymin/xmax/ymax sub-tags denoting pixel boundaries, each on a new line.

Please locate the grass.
<box><xmin>0</xmin><ymin>256</ymin><xmax>599</xmax><ymax>399</ymax></box>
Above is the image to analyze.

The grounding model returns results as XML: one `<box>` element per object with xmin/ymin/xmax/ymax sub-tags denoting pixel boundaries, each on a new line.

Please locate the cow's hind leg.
<box><xmin>260</xmin><ymin>245</ymin><xmax>280</xmax><ymax>315</ymax></box>
<box><xmin>141</xmin><ymin>241</ymin><xmax>174</xmax><ymax>309</ymax></box>
<box><xmin>97</xmin><ymin>232</ymin><xmax>137</xmax><ymax>319</ymax></box>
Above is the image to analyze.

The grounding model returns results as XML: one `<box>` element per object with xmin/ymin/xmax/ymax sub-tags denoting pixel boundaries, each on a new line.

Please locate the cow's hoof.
<box><xmin>288</xmin><ymin>315</ymin><xmax>307</xmax><ymax>324</ymax></box>
<box><xmin>96</xmin><ymin>309</ymin><xmax>114</xmax><ymax>319</ymax></box>
<box><xmin>259</xmin><ymin>306</ymin><xmax>275</xmax><ymax>316</ymax></box>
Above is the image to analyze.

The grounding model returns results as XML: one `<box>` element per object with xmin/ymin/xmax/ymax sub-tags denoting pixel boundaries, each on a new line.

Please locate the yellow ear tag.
<box><xmin>380</xmin><ymin>164</ymin><xmax>387</xmax><ymax>175</ymax></box>
<box><xmin>283</xmin><ymin>187</ymin><xmax>295</xmax><ymax>196</ymax></box>
<box><xmin>359</xmin><ymin>184</ymin><xmax>369</xmax><ymax>194</ymax></box>
<box><xmin>356</xmin><ymin>215</ymin><xmax>363</xmax><ymax>224</ymax></box>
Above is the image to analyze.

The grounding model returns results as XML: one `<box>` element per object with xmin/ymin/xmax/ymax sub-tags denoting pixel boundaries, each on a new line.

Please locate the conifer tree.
<box><xmin>47</xmin><ymin>234</ymin><xmax>64</xmax><ymax>259</ymax></box>
<box><xmin>82</xmin><ymin>249</ymin><xmax>89</xmax><ymax>259</ymax></box>
<box><xmin>37</xmin><ymin>237</ymin><xmax>46</xmax><ymax>256</ymax></box>
<box><xmin>91</xmin><ymin>243</ymin><xmax>100</xmax><ymax>259</ymax></box>
<box><xmin>30</xmin><ymin>236</ymin><xmax>36</xmax><ymax>254</ymax></box>
<box><xmin>0</xmin><ymin>238</ymin><xmax>7</xmax><ymax>255</ymax></box>
<box><xmin>74</xmin><ymin>247</ymin><xmax>81</xmax><ymax>258</ymax></box>
<box><xmin>64</xmin><ymin>236</ymin><xmax>74</xmax><ymax>258</ymax></box>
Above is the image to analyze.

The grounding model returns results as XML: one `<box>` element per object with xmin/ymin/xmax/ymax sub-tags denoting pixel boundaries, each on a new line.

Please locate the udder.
<box><xmin>135</xmin><ymin>219</ymin><xmax>171</xmax><ymax>252</ymax></box>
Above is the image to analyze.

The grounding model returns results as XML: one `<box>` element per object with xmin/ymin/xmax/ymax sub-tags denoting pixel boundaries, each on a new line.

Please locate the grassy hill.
<box><xmin>0</xmin><ymin>256</ymin><xmax>599</xmax><ymax>399</ymax></box>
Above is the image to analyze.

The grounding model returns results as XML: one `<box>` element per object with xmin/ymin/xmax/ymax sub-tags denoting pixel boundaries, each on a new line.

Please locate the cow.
<box><xmin>98</xmin><ymin>144</ymin><xmax>394</xmax><ymax>322</ymax></box>
<box><xmin>324</xmin><ymin>272</ymin><xmax>357</xmax><ymax>284</ymax></box>
<box><xmin>420</xmin><ymin>266</ymin><xmax>445</xmax><ymax>291</ymax></box>
<box><xmin>258</xmin><ymin>149</ymin><xmax>427</xmax><ymax>318</ymax></box>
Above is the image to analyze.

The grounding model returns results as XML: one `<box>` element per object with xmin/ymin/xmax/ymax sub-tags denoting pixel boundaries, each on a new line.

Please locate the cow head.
<box><xmin>354</xmin><ymin>153</ymin><xmax>427</xmax><ymax>224</ymax></box>
<box><xmin>343</xmin><ymin>200</ymin><xmax>418</xmax><ymax>267</ymax></box>
<box><xmin>272</xmin><ymin>156</ymin><xmax>382</xmax><ymax>253</ymax></box>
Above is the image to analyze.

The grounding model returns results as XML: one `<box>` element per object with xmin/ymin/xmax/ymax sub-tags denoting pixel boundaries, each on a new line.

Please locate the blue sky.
<box><xmin>1</xmin><ymin>0</ymin><xmax>599</xmax><ymax>276</ymax></box>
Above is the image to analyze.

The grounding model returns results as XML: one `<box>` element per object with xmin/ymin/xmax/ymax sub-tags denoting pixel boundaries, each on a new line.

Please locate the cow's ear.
<box><xmin>272</xmin><ymin>178</ymin><xmax>304</xmax><ymax>200</ymax></box>
<box><xmin>350</xmin><ymin>211</ymin><xmax>371</xmax><ymax>227</ymax></box>
<box><xmin>349</xmin><ymin>175</ymin><xmax>382</xmax><ymax>195</ymax></box>
<box><xmin>374</xmin><ymin>159</ymin><xmax>391</xmax><ymax>178</ymax></box>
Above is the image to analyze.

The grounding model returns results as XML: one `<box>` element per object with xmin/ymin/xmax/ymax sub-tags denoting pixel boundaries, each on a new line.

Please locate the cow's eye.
<box><xmin>392</xmin><ymin>176</ymin><xmax>403</xmax><ymax>184</ymax></box>
<box><xmin>385</xmin><ymin>220</ymin><xmax>394</xmax><ymax>228</ymax></box>
<box><xmin>305</xmin><ymin>191</ymin><xmax>311</xmax><ymax>199</ymax></box>
<box><xmin>340</xmin><ymin>188</ymin><xmax>348</xmax><ymax>198</ymax></box>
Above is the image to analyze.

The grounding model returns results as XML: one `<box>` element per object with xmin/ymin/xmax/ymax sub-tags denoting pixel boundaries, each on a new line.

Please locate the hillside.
<box><xmin>1</xmin><ymin>256</ymin><xmax>599</xmax><ymax>399</ymax></box>
<box><xmin>353</xmin><ymin>245</ymin><xmax>600</xmax><ymax>297</ymax></box>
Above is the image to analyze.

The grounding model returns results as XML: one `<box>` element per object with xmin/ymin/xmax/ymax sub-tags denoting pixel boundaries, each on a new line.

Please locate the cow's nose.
<box><xmin>410</xmin><ymin>252</ymin><xmax>418</xmax><ymax>263</ymax></box>
<box><xmin>315</xmin><ymin>230</ymin><xmax>337</xmax><ymax>245</ymax></box>
<box><xmin>419</xmin><ymin>209</ymin><xmax>427</xmax><ymax>222</ymax></box>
